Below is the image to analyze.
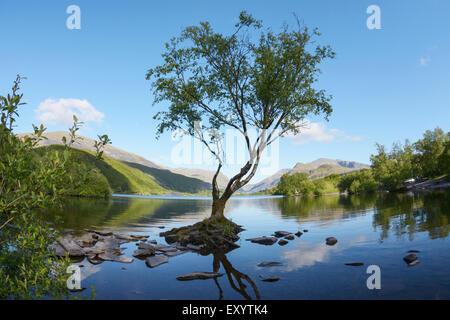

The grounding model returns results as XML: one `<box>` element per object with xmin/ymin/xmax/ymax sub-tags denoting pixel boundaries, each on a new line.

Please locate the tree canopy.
<box><xmin>146</xmin><ymin>12</ymin><xmax>335</xmax><ymax>217</ymax></box>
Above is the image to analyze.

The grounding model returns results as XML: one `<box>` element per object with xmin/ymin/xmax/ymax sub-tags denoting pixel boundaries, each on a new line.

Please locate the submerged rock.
<box><xmin>403</xmin><ymin>254</ymin><xmax>418</xmax><ymax>265</ymax></box>
<box><xmin>278</xmin><ymin>239</ymin><xmax>288</xmax><ymax>246</ymax></box>
<box><xmin>259</xmin><ymin>275</ymin><xmax>280</xmax><ymax>282</ymax></box>
<box><xmin>146</xmin><ymin>255</ymin><xmax>168</xmax><ymax>268</ymax></box>
<box><xmin>326</xmin><ymin>237</ymin><xmax>338</xmax><ymax>246</ymax></box>
<box><xmin>284</xmin><ymin>235</ymin><xmax>295</xmax><ymax>240</ymax></box>
<box><xmin>272</xmin><ymin>231</ymin><xmax>292</xmax><ymax>238</ymax></box>
<box><xmin>257</xmin><ymin>261</ymin><xmax>283</xmax><ymax>267</ymax></box>
<box><xmin>246</xmin><ymin>237</ymin><xmax>278</xmax><ymax>245</ymax></box>
<box><xmin>176</xmin><ymin>272</ymin><xmax>223</xmax><ymax>281</ymax></box>
<box><xmin>87</xmin><ymin>254</ymin><xmax>104</xmax><ymax>265</ymax></box>
<box><xmin>164</xmin><ymin>250</ymin><xmax>186</xmax><ymax>257</ymax></box>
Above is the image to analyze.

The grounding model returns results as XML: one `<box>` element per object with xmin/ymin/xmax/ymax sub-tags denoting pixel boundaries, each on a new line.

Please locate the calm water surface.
<box><xmin>42</xmin><ymin>191</ymin><xmax>450</xmax><ymax>300</ymax></box>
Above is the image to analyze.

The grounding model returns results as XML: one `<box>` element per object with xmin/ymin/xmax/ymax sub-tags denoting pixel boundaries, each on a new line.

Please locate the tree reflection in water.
<box><xmin>210</xmin><ymin>251</ymin><xmax>260</xmax><ymax>300</ymax></box>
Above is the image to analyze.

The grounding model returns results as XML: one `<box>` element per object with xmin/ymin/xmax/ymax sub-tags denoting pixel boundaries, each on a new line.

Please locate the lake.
<box><xmin>42</xmin><ymin>191</ymin><xmax>450</xmax><ymax>300</ymax></box>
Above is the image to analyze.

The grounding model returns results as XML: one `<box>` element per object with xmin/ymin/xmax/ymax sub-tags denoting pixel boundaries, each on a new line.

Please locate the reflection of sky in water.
<box><xmin>42</xmin><ymin>191</ymin><xmax>450</xmax><ymax>299</ymax></box>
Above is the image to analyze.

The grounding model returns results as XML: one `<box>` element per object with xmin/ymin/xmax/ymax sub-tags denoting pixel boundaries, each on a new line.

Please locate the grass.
<box><xmin>36</xmin><ymin>145</ymin><xmax>168</xmax><ymax>196</ymax></box>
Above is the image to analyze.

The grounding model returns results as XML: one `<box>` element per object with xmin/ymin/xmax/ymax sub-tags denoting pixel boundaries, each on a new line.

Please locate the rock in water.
<box><xmin>48</xmin><ymin>242</ymin><xmax>67</xmax><ymax>257</ymax></box>
<box><xmin>98</xmin><ymin>253</ymin><xmax>134</xmax><ymax>263</ymax></box>
<box><xmin>326</xmin><ymin>237</ymin><xmax>338</xmax><ymax>246</ymax></box>
<box><xmin>246</xmin><ymin>237</ymin><xmax>278</xmax><ymax>245</ymax></box>
<box><xmin>278</xmin><ymin>239</ymin><xmax>288</xmax><ymax>246</ymax></box>
<box><xmin>284</xmin><ymin>235</ymin><xmax>295</xmax><ymax>240</ymax></box>
<box><xmin>73</xmin><ymin>233</ymin><xmax>97</xmax><ymax>247</ymax></box>
<box><xmin>92</xmin><ymin>230</ymin><xmax>113</xmax><ymax>237</ymax></box>
<box><xmin>57</xmin><ymin>237</ymin><xmax>85</xmax><ymax>257</ymax></box>
<box><xmin>176</xmin><ymin>272</ymin><xmax>223</xmax><ymax>281</ymax></box>
<box><xmin>257</xmin><ymin>261</ymin><xmax>283</xmax><ymax>267</ymax></box>
<box><xmin>133</xmin><ymin>248</ymin><xmax>155</xmax><ymax>258</ymax></box>
<box><xmin>403</xmin><ymin>254</ymin><xmax>418</xmax><ymax>265</ymax></box>
<box><xmin>273</xmin><ymin>231</ymin><xmax>292</xmax><ymax>238</ymax></box>
<box><xmin>295</xmin><ymin>231</ymin><xmax>303</xmax><ymax>237</ymax></box>
<box><xmin>259</xmin><ymin>275</ymin><xmax>280</xmax><ymax>282</ymax></box>
<box><xmin>345</xmin><ymin>262</ymin><xmax>364</xmax><ymax>266</ymax></box>
<box><xmin>146</xmin><ymin>255</ymin><xmax>168</xmax><ymax>268</ymax></box>
<box><xmin>408</xmin><ymin>250</ymin><xmax>420</xmax><ymax>253</ymax></box>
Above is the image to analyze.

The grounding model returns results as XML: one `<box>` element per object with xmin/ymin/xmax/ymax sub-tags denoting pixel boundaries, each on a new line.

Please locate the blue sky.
<box><xmin>1</xmin><ymin>0</ymin><xmax>449</xmax><ymax>183</ymax></box>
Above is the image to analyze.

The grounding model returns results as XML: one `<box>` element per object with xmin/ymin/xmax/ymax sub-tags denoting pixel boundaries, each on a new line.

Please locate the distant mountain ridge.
<box><xmin>243</xmin><ymin>158</ymin><xmax>370</xmax><ymax>193</ymax></box>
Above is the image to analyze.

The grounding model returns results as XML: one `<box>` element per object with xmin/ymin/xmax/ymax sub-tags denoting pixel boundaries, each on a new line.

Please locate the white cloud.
<box><xmin>35</xmin><ymin>98</ymin><xmax>104</xmax><ymax>126</ymax></box>
<box><xmin>286</xmin><ymin>120</ymin><xmax>362</xmax><ymax>146</ymax></box>
<box><xmin>419</xmin><ymin>56</ymin><xmax>430</xmax><ymax>67</ymax></box>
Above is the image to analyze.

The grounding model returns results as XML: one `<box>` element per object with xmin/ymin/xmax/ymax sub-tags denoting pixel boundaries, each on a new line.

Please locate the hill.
<box><xmin>18</xmin><ymin>131</ymin><xmax>162</xmax><ymax>169</ymax></box>
<box><xmin>124</xmin><ymin>161</ymin><xmax>212</xmax><ymax>193</ymax></box>
<box><xmin>171</xmin><ymin>168</ymin><xmax>229</xmax><ymax>189</ymax></box>
<box><xmin>18</xmin><ymin>131</ymin><xmax>228</xmax><ymax>190</ymax></box>
<box><xmin>36</xmin><ymin>145</ymin><xmax>168</xmax><ymax>196</ymax></box>
<box><xmin>243</xmin><ymin>158</ymin><xmax>369</xmax><ymax>193</ymax></box>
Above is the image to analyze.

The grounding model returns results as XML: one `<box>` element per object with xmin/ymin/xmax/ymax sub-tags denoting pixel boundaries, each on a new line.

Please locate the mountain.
<box><xmin>124</xmin><ymin>162</ymin><xmax>212</xmax><ymax>193</ymax></box>
<box><xmin>171</xmin><ymin>168</ymin><xmax>229</xmax><ymax>189</ymax></box>
<box><xmin>18</xmin><ymin>131</ymin><xmax>221</xmax><ymax>194</ymax></box>
<box><xmin>18</xmin><ymin>131</ymin><xmax>161</xmax><ymax>169</ymax></box>
<box><xmin>306</xmin><ymin>158</ymin><xmax>370</xmax><ymax>170</ymax></box>
<box><xmin>243</xmin><ymin>158</ymin><xmax>370</xmax><ymax>193</ymax></box>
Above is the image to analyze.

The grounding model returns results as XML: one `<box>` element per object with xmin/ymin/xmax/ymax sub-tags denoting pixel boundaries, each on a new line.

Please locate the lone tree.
<box><xmin>147</xmin><ymin>12</ymin><xmax>334</xmax><ymax>221</ymax></box>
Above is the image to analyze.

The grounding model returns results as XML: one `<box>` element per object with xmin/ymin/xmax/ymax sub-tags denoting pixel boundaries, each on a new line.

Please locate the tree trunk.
<box><xmin>211</xmin><ymin>198</ymin><xmax>226</xmax><ymax>220</ymax></box>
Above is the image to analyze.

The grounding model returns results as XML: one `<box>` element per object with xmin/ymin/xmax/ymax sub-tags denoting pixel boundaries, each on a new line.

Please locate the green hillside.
<box><xmin>123</xmin><ymin>161</ymin><xmax>211</xmax><ymax>194</ymax></box>
<box><xmin>36</xmin><ymin>145</ymin><xmax>168</xmax><ymax>196</ymax></box>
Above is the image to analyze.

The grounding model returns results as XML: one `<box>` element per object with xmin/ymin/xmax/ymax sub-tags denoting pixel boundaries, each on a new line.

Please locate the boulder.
<box><xmin>176</xmin><ymin>272</ymin><xmax>223</xmax><ymax>281</ymax></box>
<box><xmin>278</xmin><ymin>239</ymin><xmax>288</xmax><ymax>246</ymax></box>
<box><xmin>326</xmin><ymin>237</ymin><xmax>338</xmax><ymax>246</ymax></box>
<box><xmin>146</xmin><ymin>255</ymin><xmax>168</xmax><ymax>268</ymax></box>
<box><xmin>246</xmin><ymin>237</ymin><xmax>278</xmax><ymax>245</ymax></box>
<box><xmin>284</xmin><ymin>235</ymin><xmax>295</xmax><ymax>241</ymax></box>
<box><xmin>294</xmin><ymin>231</ymin><xmax>303</xmax><ymax>237</ymax></box>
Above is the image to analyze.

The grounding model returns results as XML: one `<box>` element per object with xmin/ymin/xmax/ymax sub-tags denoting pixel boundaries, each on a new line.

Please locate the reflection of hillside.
<box><xmin>103</xmin><ymin>197</ymin><xmax>211</xmax><ymax>226</ymax></box>
<box><xmin>42</xmin><ymin>197</ymin><xmax>213</xmax><ymax>229</ymax></box>
<box><xmin>373</xmin><ymin>191</ymin><xmax>450</xmax><ymax>241</ymax></box>
<box><xmin>273</xmin><ymin>194</ymin><xmax>377</xmax><ymax>223</ymax></box>
<box><xmin>42</xmin><ymin>198</ymin><xmax>113</xmax><ymax>229</ymax></box>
